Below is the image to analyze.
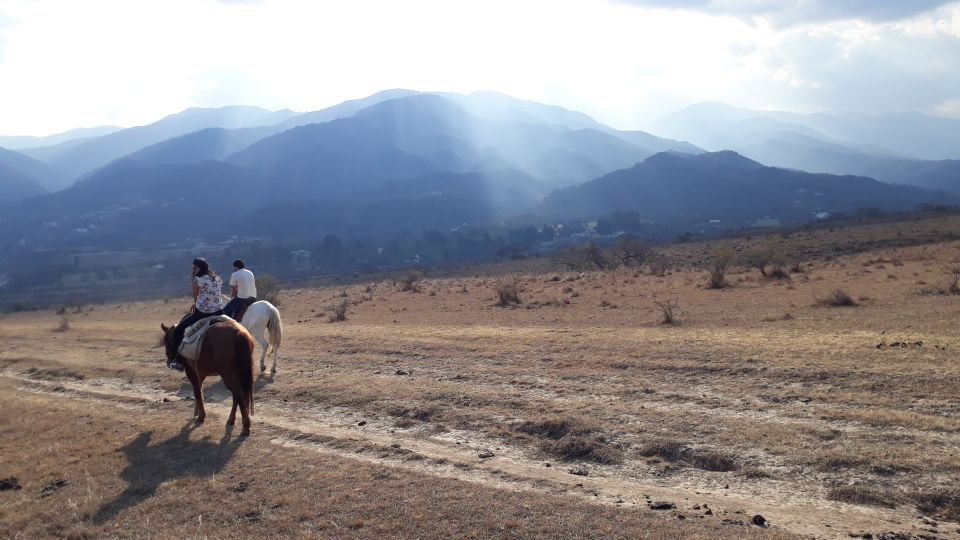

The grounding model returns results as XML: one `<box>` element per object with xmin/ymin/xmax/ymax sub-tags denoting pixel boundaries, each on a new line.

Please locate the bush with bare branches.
<box><xmin>705</xmin><ymin>247</ymin><xmax>733</xmax><ymax>289</ymax></box>
<box><xmin>652</xmin><ymin>298</ymin><xmax>682</xmax><ymax>325</ymax></box>
<box><xmin>495</xmin><ymin>278</ymin><xmax>523</xmax><ymax>307</ymax></box>
<box><xmin>256</xmin><ymin>274</ymin><xmax>282</xmax><ymax>305</ymax></box>
<box><xmin>609</xmin><ymin>236</ymin><xmax>650</xmax><ymax>268</ymax></box>
<box><xmin>555</xmin><ymin>243</ymin><xmax>608</xmax><ymax>272</ymax></box>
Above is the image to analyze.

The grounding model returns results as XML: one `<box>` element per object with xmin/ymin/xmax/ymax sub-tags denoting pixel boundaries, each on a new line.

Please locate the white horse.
<box><xmin>232</xmin><ymin>300</ymin><xmax>283</xmax><ymax>374</ymax></box>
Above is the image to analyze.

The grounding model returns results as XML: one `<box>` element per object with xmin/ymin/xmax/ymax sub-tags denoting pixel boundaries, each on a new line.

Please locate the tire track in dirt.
<box><xmin>3</xmin><ymin>371</ymin><xmax>954</xmax><ymax>539</ymax></box>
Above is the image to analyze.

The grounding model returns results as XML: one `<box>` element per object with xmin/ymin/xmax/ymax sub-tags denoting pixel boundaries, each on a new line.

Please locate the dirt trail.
<box><xmin>4</xmin><ymin>371</ymin><xmax>953</xmax><ymax>539</ymax></box>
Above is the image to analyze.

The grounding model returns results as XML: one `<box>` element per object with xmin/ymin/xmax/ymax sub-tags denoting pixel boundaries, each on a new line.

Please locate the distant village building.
<box><xmin>753</xmin><ymin>216</ymin><xmax>782</xmax><ymax>228</ymax></box>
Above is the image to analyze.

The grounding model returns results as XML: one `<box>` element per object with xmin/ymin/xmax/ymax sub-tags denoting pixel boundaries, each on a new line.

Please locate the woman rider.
<box><xmin>168</xmin><ymin>257</ymin><xmax>225</xmax><ymax>371</ymax></box>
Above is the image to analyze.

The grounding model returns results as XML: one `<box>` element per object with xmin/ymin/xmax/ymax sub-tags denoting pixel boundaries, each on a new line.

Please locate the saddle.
<box><xmin>179</xmin><ymin>315</ymin><xmax>234</xmax><ymax>368</ymax></box>
<box><xmin>234</xmin><ymin>298</ymin><xmax>256</xmax><ymax>323</ymax></box>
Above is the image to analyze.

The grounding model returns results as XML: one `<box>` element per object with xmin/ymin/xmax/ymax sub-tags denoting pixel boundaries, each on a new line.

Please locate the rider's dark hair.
<box><xmin>192</xmin><ymin>257</ymin><xmax>217</xmax><ymax>279</ymax></box>
<box><xmin>233</xmin><ymin>259</ymin><xmax>245</xmax><ymax>269</ymax></box>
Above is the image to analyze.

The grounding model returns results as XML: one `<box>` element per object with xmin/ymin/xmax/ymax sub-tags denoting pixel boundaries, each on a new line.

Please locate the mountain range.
<box><xmin>1</xmin><ymin>91</ymin><xmax>959</xmax><ymax>252</ymax></box>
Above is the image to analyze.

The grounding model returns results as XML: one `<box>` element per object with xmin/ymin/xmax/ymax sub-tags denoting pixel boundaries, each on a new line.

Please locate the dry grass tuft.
<box><xmin>514</xmin><ymin>417</ymin><xmax>593</xmax><ymax>440</ymax></box>
<box><xmin>814</xmin><ymin>288</ymin><xmax>857</xmax><ymax>307</ymax></box>
<box><xmin>913</xmin><ymin>490</ymin><xmax>960</xmax><ymax>521</ymax></box>
<box><xmin>827</xmin><ymin>485</ymin><xmax>899</xmax><ymax>508</ymax></box>
<box><xmin>540</xmin><ymin>436</ymin><xmax>623</xmax><ymax>464</ymax></box>
<box><xmin>638</xmin><ymin>441</ymin><xmax>738</xmax><ymax>472</ymax></box>
<box><xmin>512</xmin><ymin>417</ymin><xmax>620</xmax><ymax>463</ymax></box>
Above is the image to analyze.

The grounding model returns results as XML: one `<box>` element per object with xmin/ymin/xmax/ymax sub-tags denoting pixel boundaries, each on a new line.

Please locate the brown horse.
<box><xmin>161</xmin><ymin>320</ymin><xmax>256</xmax><ymax>435</ymax></box>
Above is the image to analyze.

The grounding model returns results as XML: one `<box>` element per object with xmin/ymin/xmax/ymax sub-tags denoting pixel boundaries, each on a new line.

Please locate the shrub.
<box><xmin>328</xmin><ymin>299</ymin><xmax>349</xmax><ymax>322</ymax></box>
<box><xmin>815</xmin><ymin>289</ymin><xmax>857</xmax><ymax>307</ymax></box>
<box><xmin>706</xmin><ymin>247</ymin><xmax>733</xmax><ymax>289</ymax></box>
<box><xmin>256</xmin><ymin>274</ymin><xmax>282</xmax><ymax>305</ymax></box>
<box><xmin>495</xmin><ymin>278</ymin><xmax>522</xmax><ymax>307</ymax></box>
<box><xmin>950</xmin><ymin>271</ymin><xmax>960</xmax><ymax>295</ymax></box>
<box><xmin>398</xmin><ymin>268</ymin><xmax>425</xmax><ymax>292</ymax></box>
<box><xmin>653</xmin><ymin>298</ymin><xmax>681</xmax><ymax>325</ymax></box>
<box><xmin>646</xmin><ymin>252</ymin><xmax>668</xmax><ymax>276</ymax></box>
<box><xmin>53</xmin><ymin>315</ymin><xmax>70</xmax><ymax>332</ymax></box>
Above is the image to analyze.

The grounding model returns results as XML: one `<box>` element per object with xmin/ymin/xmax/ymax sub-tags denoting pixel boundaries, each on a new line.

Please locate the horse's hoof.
<box><xmin>196</xmin><ymin>417</ymin><xmax>205</xmax><ymax>424</ymax></box>
<box><xmin>260</xmin><ymin>365</ymin><xmax>266</xmax><ymax>373</ymax></box>
<box><xmin>270</xmin><ymin>369</ymin><xmax>277</xmax><ymax>375</ymax></box>
<box><xmin>240</xmin><ymin>429</ymin><xmax>250</xmax><ymax>437</ymax></box>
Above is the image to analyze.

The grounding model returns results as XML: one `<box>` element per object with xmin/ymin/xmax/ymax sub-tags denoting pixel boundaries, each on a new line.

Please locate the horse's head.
<box><xmin>160</xmin><ymin>323</ymin><xmax>177</xmax><ymax>362</ymax></box>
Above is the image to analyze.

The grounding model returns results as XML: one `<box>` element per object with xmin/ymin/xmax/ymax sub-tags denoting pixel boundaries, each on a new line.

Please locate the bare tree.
<box><xmin>609</xmin><ymin>236</ymin><xmax>650</xmax><ymax>268</ymax></box>
<box><xmin>555</xmin><ymin>243</ymin><xmax>608</xmax><ymax>272</ymax></box>
<box><xmin>740</xmin><ymin>245</ymin><xmax>772</xmax><ymax>276</ymax></box>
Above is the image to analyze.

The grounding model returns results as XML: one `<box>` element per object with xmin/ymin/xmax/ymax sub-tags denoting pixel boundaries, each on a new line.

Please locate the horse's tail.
<box><xmin>236</xmin><ymin>329</ymin><xmax>255</xmax><ymax>416</ymax></box>
<box><xmin>267</xmin><ymin>307</ymin><xmax>283</xmax><ymax>357</ymax></box>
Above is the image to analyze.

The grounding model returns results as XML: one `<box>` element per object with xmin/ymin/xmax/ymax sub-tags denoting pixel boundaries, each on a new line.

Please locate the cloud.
<box><xmin>611</xmin><ymin>0</ymin><xmax>959</xmax><ymax>26</ymax></box>
<box><xmin>936</xmin><ymin>99</ymin><xmax>960</xmax><ymax>117</ymax></box>
<box><xmin>0</xmin><ymin>12</ymin><xmax>17</xmax><ymax>62</ymax></box>
<box><xmin>752</xmin><ymin>9</ymin><xmax>960</xmax><ymax>114</ymax></box>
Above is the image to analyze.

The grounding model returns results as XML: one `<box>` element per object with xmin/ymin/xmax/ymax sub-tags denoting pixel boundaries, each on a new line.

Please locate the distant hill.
<box><xmin>274</xmin><ymin>89</ymin><xmax>421</xmax><ymax>131</ymax></box>
<box><xmin>652</xmin><ymin>101</ymin><xmax>960</xmax><ymax>160</ymax></box>
<box><xmin>0</xmin><ymin>126</ymin><xmax>122</xmax><ymax>150</ymax></box>
<box><xmin>229</xmin><ymin>93</ymin><xmax>657</xmax><ymax>194</ymax></box>
<box><xmin>30</xmin><ymin>106</ymin><xmax>297</xmax><ymax>188</ymax></box>
<box><xmin>545</xmin><ymin>151</ymin><xmax>949</xmax><ymax>226</ymax></box>
<box><xmin>112</xmin><ymin>126</ymin><xmax>276</xmax><ymax>168</ymax></box>
<box><xmin>0</xmin><ymin>147</ymin><xmax>57</xmax><ymax>198</ymax></box>
<box><xmin>650</xmin><ymin>102</ymin><xmax>960</xmax><ymax>192</ymax></box>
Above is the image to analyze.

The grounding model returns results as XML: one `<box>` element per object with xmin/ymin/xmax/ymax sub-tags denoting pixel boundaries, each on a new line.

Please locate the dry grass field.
<box><xmin>4</xmin><ymin>216</ymin><xmax>960</xmax><ymax>539</ymax></box>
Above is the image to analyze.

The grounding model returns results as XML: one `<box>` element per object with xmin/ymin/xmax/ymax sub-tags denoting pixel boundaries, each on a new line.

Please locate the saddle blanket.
<box><xmin>179</xmin><ymin>315</ymin><xmax>235</xmax><ymax>363</ymax></box>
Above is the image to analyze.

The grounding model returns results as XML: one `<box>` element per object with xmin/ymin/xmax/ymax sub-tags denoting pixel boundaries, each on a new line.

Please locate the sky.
<box><xmin>0</xmin><ymin>0</ymin><xmax>958</xmax><ymax>136</ymax></box>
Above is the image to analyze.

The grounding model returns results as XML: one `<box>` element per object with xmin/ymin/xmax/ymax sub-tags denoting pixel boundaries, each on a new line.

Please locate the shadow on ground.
<box><xmin>176</xmin><ymin>372</ymin><xmax>275</xmax><ymax>403</ymax></box>
<box><xmin>91</xmin><ymin>422</ymin><xmax>244</xmax><ymax>524</ymax></box>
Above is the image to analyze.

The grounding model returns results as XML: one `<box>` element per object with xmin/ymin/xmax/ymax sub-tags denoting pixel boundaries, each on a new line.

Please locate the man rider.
<box><xmin>223</xmin><ymin>259</ymin><xmax>257</xmax><ymax>320</ymax></box>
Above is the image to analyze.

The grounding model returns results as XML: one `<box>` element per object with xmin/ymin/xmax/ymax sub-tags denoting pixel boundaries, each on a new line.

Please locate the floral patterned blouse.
<box><xmin>194</xmin><ymin>274</ymin><xmax>224</xmax><ymax>313</ymax></box>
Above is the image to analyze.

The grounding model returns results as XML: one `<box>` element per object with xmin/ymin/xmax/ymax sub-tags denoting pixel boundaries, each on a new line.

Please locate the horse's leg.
<box><xmin>270</xmin><ymin>341</ymin><xmax>279</xmax><ymax>375</ymax></box>
<box><xmin>223</xmin><ymin>377</ymin><xmax>250</xmax><ymax>435</ymax></box>
<box><xmin>185</xmin><ymin>366</ymin><xmax>204</xmax><ymax>419</ymax></box>
<box><xmin>257</xmin><ymin>333</ymin><xmax>268</xmax><ymax>373</ymax></box>
<box><xmin>257</xmin><ymin>338</ymin><xmax>269</xmax><ymax>373</ymax></box>
<box><xmin>238</xmin><ymin>392</ymin><xmax>251</xmax><ymax>436</ymax></box>
<box><xmin>227</xmin><ymin>394</ymin><xmax>238</xmax><ymax>427</ymax></box>
<box><xmin>194</xmin><ymin>373</ymin><xmax>207</xmax><ymax>424</ymax></box>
